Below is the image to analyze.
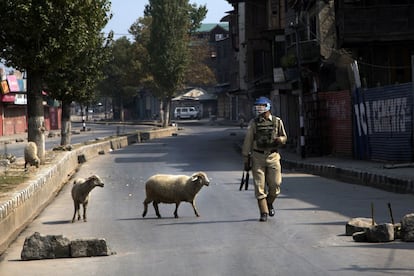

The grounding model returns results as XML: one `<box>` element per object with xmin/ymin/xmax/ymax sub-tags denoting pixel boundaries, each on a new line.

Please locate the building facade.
<box><xmin>223</xmin><ymin>0</ymin><xmax>414</xmax><ymax>161</ymax></box>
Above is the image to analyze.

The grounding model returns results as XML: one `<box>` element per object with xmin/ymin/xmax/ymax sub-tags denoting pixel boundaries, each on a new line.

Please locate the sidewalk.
<box><xmin>280</xmin><ymin>149</ymin><xmax>414</xmax><ymax>194</ymax></box>
<box><xmin>0</xmin><ymin>132</ymin><xmax>27</xmax><ymax>144</ymax></box>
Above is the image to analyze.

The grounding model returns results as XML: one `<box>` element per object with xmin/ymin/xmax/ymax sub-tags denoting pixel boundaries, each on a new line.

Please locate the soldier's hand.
<box><xmin>244</xmin><ymin>162</ymin><xmax>251</xmax><ymax>171</ymax></box>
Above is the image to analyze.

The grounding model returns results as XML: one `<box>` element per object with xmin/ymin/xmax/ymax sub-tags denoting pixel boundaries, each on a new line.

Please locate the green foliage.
<box><xmin>147</xmin><ymin>0</ymin><xmax>192</xmax><ymax>97</ymax></box>
<box><xmin>0</xmin><ymin>1</ymin><xmax>111</xmax><ymax>72</ymax></box>
<box><xmin>0</xmin><ymin>1</ymin><xmax>112</xmax><ymax>103</ymax></box>
<box><xmin>185</xmin><ymin>43</ymin><xmax>216</xmax><ymax>86</ymax></box>
<box><xmin>0</xmin><ymin>0</ymin><xmax>112</xmax><ymax>148</ymax></box>
<box><xmin>97</xmin><ymin>37</ymin><xmax>144</xmax><ymax>120</ymax></box>
<box><xmin>45</xmin><ymin>36</ymin><xmax>111</xmax><ymax>106</ymax></box>
<box><xmin>100</xmin><ymin>38</ymin><xmax>138</xmax><ymax>95</ymax></box>
<box><xmin>188</xmin><ymin>3</ymin><xmax>208</xmax><ymax>34</ymax></box>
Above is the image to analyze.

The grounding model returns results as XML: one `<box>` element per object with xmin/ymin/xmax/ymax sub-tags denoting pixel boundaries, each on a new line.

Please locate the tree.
<box><xmin>45</xmin><ymin>41</ymin><xmax>111</xmax><ymax>145</ymax></box>
<box><xmin>145</xmin><ymin>1</ymin><xmax>207</xmax><ymax>127</ymax></box>
<box><xmin>0</xmin><ymin>1</ymin><xmax>111</xmax><ymax>162</ymax></box>
<box><xmin>129</xmin><ymin>16</ymin><xmax>152</xmax><ymax>89</ymax></box>
<box><xmin>185</xmin><ymin>42</ymin><xmax>216</xmax><ymax>87</ymax></box>
<box><xmin>99</xmin><ymin>37</ymin><xmax>143</xmax><ymax>121</ymax></box>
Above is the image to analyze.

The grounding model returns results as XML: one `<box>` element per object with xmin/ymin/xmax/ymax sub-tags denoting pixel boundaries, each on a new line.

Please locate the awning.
<box><xmin>172</xmin><ymin>87</ymin><xmax>217</xmax><ymax>101</ymax></box>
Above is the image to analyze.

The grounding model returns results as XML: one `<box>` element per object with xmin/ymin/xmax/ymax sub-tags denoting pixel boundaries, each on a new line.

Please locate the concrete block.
<box><xmin>21</xmin><ymin>232</ymin><xmax>71</xmax><ymax>260</ymax></box>
<box><xmin>70</xmin><ymin>238</ymin><xmax>111</xmax><ymax>258</ymax></box>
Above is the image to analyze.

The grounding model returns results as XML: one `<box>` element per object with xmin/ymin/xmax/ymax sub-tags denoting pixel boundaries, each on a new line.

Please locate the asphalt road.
<box><xmin>0</xmin><ymin>122</ymin><xmax>413</xmax><ymax>275</ymax></box>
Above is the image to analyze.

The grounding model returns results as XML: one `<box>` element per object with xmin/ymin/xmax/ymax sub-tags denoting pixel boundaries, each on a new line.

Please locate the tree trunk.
<box><xmin>120</xmin><ymin>96</ymin><xmax>124</xmax><ymax>122</ymax></box>
<box><xmin>26</xmin><ymin>70</ymin><xmax>46</xmax><ymax>164</ymax></box>
<box><xmin>159</xmin><ymin>100</ymin><xmax>164</xmax><ymax>126</ymax></box>
<box><xmin>60</xmin><ymin>100</ymin><xmax>72</xmax><ymax>145</ymax></box>
<box><xmin>163</xmin><ymin>98</ymin><xmax>171</xmax><ymax>128</ymax></box>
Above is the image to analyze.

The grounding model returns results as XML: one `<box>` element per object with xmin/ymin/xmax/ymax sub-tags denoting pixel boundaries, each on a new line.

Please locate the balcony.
<box><xmin>286</xmin><ymin>40</ymin><xmax>320</xmax><ymax>65</ymax></box>
<box><xmin>336</xmin><ymin>5</ymin><xmax>414</xmax><ymax>46</ymax></box>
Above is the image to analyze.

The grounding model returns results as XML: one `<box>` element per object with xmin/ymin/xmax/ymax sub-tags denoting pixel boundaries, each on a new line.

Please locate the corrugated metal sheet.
<box><xmin>359</xmin><ymin>83</ymin><xmax>413</xmax><ymax>162</ymax></box>
<box><xmin>319</xmin><ymin>90</ymin><xmax>353</xmax><ymax>157</ymax></box>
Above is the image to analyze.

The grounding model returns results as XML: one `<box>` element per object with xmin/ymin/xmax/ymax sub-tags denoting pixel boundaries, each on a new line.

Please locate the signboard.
<box><xmin>6</xmin><ymin>75</ymin><xmax>19</xmax><ymax>92</ymax></box>
<box><xmin>1</xmin><ymin>94</ymin><xmax>15</xmax><ymax>102</ymax></box>
<box><xmin>18</xmin><ymin>79</ymin><xmax>26</xmax><ymax>92</ymax></box>
<box><xmin>1</xmin><ymin>80</ymin><xmax>9</xmax><ymax>94</ymax></box>
<box><xmin>14</xmin><ymin>93</ymin><xmax>27</xmax><ymax>105</ymax></box>
<box><xmin>273</xmin><ymin>67</ymin><xmax>285</xmax><ymax>83</ymax></box>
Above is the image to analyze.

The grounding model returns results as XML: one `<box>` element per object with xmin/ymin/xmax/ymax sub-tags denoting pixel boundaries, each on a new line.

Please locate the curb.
<box><xmin>0</xmin><ymin>127</ymin><xmax>177</xmax><ymax>256</ymax></box>
<box><xmin>282</xmin><ymin>158</ymin><xmax>414</xmax><ymax>194</ymax></box>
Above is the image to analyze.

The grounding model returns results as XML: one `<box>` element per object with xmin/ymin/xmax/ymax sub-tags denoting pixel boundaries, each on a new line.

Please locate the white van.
<box><xmin>174</xmin><ymin>106</ymin><xmax>199</xmax><ymax>119</ymax></box>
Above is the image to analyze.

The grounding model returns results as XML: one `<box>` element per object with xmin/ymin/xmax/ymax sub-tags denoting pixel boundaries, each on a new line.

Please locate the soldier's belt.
<box><xmin>253</xmin><ymin>149</ymin><xmax>278</xmax><ymax>154</ymax></box>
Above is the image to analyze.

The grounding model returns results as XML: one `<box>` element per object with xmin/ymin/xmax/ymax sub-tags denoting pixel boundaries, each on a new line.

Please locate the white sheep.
<box><xmin>142</xmin><ymin>171</ymin><xmax>210</xmax><ymax>218</ymax></box>
<box><xmin>24</xmin><ymin>142</ymin><xmax>40</xmax><ymax>169</ymax></box>
<box><xmin>71</xmin><ymin>174</ymin><xmax>104</xmax><ymax>223</ymax></box>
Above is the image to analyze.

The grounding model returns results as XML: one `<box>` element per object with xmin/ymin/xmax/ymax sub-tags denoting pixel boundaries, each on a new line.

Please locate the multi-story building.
<box><xmin>335</xmin><ymin>0</ymin><xmax>414</xmax><ymax>87</ymax></box>
<box><xmin>224</xmin><ymin>0</ymin><xmax>302</xmax><ymax>151</ymax></box>
<box><xmin>224</xmin><ymin>0</ymin><xmax>414</xmax><ymax>161</ymax></box>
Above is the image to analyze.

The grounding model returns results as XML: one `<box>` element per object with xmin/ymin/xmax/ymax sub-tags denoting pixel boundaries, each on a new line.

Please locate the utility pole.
<box><xmin>291</xmin><ymin>20</ymin><xmax>305</xmax><ymax>159</ymax></box>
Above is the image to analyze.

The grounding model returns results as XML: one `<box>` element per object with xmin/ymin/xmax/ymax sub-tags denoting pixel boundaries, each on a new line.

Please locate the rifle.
<box><xmin>239</xmin><ymin>155</ymin><xmax>251</xmax><ymax>191</ymax></box>
<box><xmin>239</xmin><ymin>171</ymin><xmax>245</xmax><ymax>191</ymax></box>
<box><xmin>239</xmin><ymin>170</ymin><xmax>250</xmax><ymax>191</ymax></box>
<box><xmin>245</xmin><ymin>170</ymin><xmax>249</xmax><ymax>190</ymax></box>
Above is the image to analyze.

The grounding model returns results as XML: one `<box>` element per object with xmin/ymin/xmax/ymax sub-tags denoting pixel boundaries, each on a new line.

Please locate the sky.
<box><xmin>104</xmin><ymin>0</ymin><xmax>233</xmax><ymax>38</ymax></box>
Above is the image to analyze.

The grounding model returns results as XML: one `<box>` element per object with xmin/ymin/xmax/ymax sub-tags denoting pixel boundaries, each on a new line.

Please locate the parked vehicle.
<box><xmin>174</xmin><ymin>106</ymin><xmax>200</xmax><ymax>119</ymax></box>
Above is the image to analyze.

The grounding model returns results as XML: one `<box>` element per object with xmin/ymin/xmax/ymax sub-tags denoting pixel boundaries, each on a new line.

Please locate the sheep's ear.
<box><xmin>191</xmin><ymin>174</ymin><xmax>200</xmax><ymax>182</ymax></box>
<box><xmin>91</xmin><ymin>175</ymin><xmax>101</xmax><ymax>182</ymax></box>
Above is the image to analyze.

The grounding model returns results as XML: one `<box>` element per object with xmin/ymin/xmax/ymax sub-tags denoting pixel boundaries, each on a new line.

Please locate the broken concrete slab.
<box><xmin>352</xmin><ymin>231</ymin><xmax>368</xmax><ymax>242</ymax></box>
<box><xmin>20</xmin><ymin>232</ymin><xmax>114</xmax><ymax>260</ymax></box>
<box><xmin>352</xmin><ymin>224</ymin><xmax>395</xmax><ymax>243</ymax></box>
<box><xmin>366</xmin><ymin>223</ymin><xmax>394</xmax><ymax>242</ymax></box>
<box><xmin>71</xmin><ymin>238</ymin><xmax>112</xmax><ymax>258</ymax></box>
<box><xmin>401</xmin><ymin>213</ymin><xmax>414</xmax><ymax>241</ymax></box>
<box><xmin>21</xmin><ymin>232</ymin><xmax>71</xmax><ymax>260</ymax></box>
<box><xmin>346</xmin><ymin>217</ymin><xmax>375</xmax><ymax>236</ymax></box>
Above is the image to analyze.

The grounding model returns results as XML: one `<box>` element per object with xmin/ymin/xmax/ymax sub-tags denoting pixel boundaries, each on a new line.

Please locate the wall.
<box><xmin>319</xmin><ymin>90</ymin><xmax>353</xmax><ymax>157</ymax></box>
<box><xmin>3</xmin><ymin>106</ymin><xmax>26</xmax><ymax>135</ymax></box>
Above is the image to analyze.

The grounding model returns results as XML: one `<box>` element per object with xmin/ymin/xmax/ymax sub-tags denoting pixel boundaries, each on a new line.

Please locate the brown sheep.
<box><xmin>71</xmin><ymin>175</ymin><xmax>104</xmax><ymax>223</ymax></box>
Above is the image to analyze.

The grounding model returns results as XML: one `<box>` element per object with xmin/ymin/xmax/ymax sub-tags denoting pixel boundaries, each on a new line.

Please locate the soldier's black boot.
<box><xmin>267</xmin><ymin>196</ymin><xmax>276</xmax><ymax>217</ymax></box>
<box><xmin>260</xmin><ymin>213</ymin><xmax>268</xmax><ymax>222</ymax></box>
<box><xmin>268</xmin><ymin>202</ymin><xmax>275</xmax><ymax>217</ymax></box>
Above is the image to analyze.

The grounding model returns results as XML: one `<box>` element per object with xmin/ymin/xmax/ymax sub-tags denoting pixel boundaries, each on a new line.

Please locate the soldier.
<box><xmin>242</xmin><ymin>96</ymin><xmax>287</xmax><ymax>222</ymax></box>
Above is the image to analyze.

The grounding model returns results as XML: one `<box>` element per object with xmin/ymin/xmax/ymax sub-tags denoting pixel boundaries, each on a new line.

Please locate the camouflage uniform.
<box><xmin>242</xmin><ymin>114</ymin><xmax>287</xmax><ymax>219</ymax></box>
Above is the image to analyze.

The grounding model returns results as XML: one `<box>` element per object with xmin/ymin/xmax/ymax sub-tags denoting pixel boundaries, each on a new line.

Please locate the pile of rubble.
<box><xmin>20</xmin><ymin>232</ymin><xmax>115</xmax><ymax>260</ymax></box>
<box><xmin>0</xmin><ymin>153</ymin><xmax>16</xmax><ymax>173</ymax></box>
<box><xmin>346</xmin><ymin>213</ymin><xmax>414</xmax><ymax>242</ymax></box>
